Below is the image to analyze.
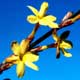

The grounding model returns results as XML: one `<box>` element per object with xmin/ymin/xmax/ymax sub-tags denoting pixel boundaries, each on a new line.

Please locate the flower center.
<box><xmin>19</xmin><ymin>54</ymin><xmax>24</xmax><ymax>61</ymax></box>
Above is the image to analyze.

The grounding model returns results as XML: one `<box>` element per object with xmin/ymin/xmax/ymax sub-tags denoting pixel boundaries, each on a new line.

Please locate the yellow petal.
<box><xmin>5</xmin><ymin>55</ymin><xmax>19</xmax><ymax>64</ymax></box>
<box><xmin>42</xmin><ymin>15</ymin><xmax>57</xmax><ymax>21</ymax></box>
<box><xmin>47</xmin><ymin>15</ymin><xmax>57</xmax><ymax>21</ymax></box>
<box><xmin>23</xmin><ymin>52</ymin><xmax>39</xmax><ymax>62</ymax></box>
<box><xmin>27</xmin><ymin>15</ymin><xmax>39</xmax><ymax>24</ymax></box>
<box><xmin>25</xmin><ymin>62</ymin><xmax>39</xmax><ymax>71</ymax></box>
<box><xmin>48</xmin><ymin>22</ymin><xmax>59</xmax><ymax>28</ymax></box>
<box><xmin>27</xmin><ymin>6</ymin><xmax>39</xmax><ymax>16</ymax></box>
<box><xmin>20</xmin><ymin>39</ymin><xmax>29</xmax><ymax>54</ymax></box>
<box><xmin>39</xmin><ymin>2</ymin><xmax>48</xmax><ymax>17</ymax></box>
<box><xmin>39</xmin><ymin>18</ymin><xmax>48</xmax><ymax>26</ymax></box>
<box><xmin>39</xmin><ymin>16</ymin><xmax>58</xmax><ymax>28</ymax></box>
<box><xmin>11</xmin><ymin>41</ymin><xmax>21</xmax><ymax>56</ymax></box>
<box><xmin>16</xmin><ymin>61</ymin><xmax>25</xmax><ymax>78</ymax></box>
<box><xmin>61</xmin><ymin>49</ymin><xmax>72</xmax><ymax>57</ymax></box>
<box><xmin>60</xmin><ymin>41</ymin><xmax>72</xmax><ymax>49</ymax></box>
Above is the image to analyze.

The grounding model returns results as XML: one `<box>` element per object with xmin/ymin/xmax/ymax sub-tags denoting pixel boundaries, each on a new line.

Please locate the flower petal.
<box><xmin>23</xmin><ymin>52</ymin><xmax>39</xmax><ymax>62</ymax></box>
<box><xmin>11</xmin><ymin>41</ymin><xmax>21</xmax><ymax>56</ymax></box>
<box><xmin>16</xmin><ymin>61</ymin><xmax>25</xmax><ymax>78</ymax></box>
<box><xmin>60</xmin><ymin>40</ymin><xmax>72</xmax><ymax>49</ymax></box>
<box><xmin>39</xmin><ymin>16</ymin><xmax>58</xmax><ymax>28</ymax></box>
<box><xmin>39</xmin><ymin>18</ymin><xmax>48</xmax><ymax>26</ymax></box>
<box><xmin>61</xmin><ymin>49</ymin><xmax>72</xmax><ymax>57</ymax></box>
<box><xmin>39</xmin><ymin>2</ymin><xmax>48</xmax><ymax>17</ymax></box>
<box><xmin>42</xmin><ymin>15</ymin><xmax>57</xmax><ymax>21</ymax></box>
<box><xmin>47</xmin><ymin>15</ymin><xmax>57</xmax><ymax>21</ymax></box>
<box><xmin>27</xmin><ymin>15</ymin><xmax>39</xmax><ymax>24</ymax></box>
<box><xmin>27</xmin><ymin>6</ymin><xmax>39</xmax><ymax>16</ymax></box>
<box><xmin>5</xmin><ymin>55</ymin><xmax>19</xmax><ymax>64</ymax></box>
<box><xmin>25</xmin><ymin>62</ymin><xmax>39</xmax><ymax>71</ymax></box>
<box><xmin>48</xmin><ymin>22</ymin><xmax>59</xmax><ymax>28</ymax></box>
<box><xmin>20</xmin><ymin>39</ymin><xmax>29</xmax><ymax>54</ymax></box>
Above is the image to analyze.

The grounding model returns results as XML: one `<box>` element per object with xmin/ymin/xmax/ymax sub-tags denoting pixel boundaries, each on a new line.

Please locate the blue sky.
<box><xmin>0</xmin><ymin>0</ymin><xmax>80</xmax><ymax>80</ymax></box>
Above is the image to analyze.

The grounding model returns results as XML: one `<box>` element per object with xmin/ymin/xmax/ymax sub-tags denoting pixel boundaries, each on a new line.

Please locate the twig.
<box><xmin>0</xmin><ymin>63</ymin><xmax>12</xmax><ymax>74</ymax></box>
<box><xmin>30</xmin><ymin>43</ymin><xmax>57</xmax><ymax>52</ymax></box>
<box><xmin>26</xmin><ymin>23</ymin><xmax>40</xmax><ymax>42</ymax></box>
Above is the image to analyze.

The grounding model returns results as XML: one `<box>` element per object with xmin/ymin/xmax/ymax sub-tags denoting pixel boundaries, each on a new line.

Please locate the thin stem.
<box><xmin>26</xmin><ymin>23</ymin><xmax>40</xmax><ymax>42</ymax></box>
<box><xmin>30</xmin><ymin>29</ymin><xmax>53</xmax><ymax>48</ymax></box>
<box><xmin>0</xmin><ymin>63</ymin><xmax>12</xmax><ymax>74</ymax></box>
<box><xmin>30</xmin><ymin>43</ymin><xmax>57</xmax><ymax>52</ymax></box>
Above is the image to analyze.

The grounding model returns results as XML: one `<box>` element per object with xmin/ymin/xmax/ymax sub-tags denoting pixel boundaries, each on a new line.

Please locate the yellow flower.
<box><xmin>16</xmin><ymin>52</ymin><xmax>39</xmax><ymax>78</ymax></box>
<box><xmin>27</xmin><ymin>2</ymin><xmax>58</xmax><ymax>28</ymax></box>
<box><xmin>52</xmin><ymin>32</ymin><xmax>72</xmax><ymax>58</ymax></box>
<box><xmin>6</xmin><ymin>40</ymin><xmax>39</xmax><ymax>78</ymax></box>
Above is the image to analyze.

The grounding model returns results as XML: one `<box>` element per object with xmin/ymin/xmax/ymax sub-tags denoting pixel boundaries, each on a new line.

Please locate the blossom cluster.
<box><xmin>0</xmin><ymin>2</ymin><xmax>80</xmax><ymax>78</ymax></box>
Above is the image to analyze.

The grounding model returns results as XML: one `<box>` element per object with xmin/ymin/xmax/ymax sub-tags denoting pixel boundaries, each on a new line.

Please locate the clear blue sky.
<box><xmin>0</xmin><ymin>0</ymin><xmax>80</xmax><ymax>80</ymax></box>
